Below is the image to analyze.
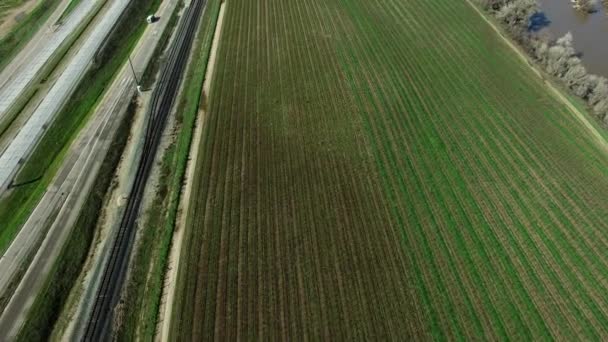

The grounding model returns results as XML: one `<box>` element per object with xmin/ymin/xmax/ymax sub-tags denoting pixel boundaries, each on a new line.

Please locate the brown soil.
<box><xmin>0</xmin><ymin>0</ymin><xmax>39</xmax><ymax>38</ymax></box>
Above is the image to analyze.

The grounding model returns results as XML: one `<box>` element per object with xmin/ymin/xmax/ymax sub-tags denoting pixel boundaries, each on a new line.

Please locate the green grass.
<box><xmin>56</xmin><ymin>0</ymin><xmax>83</xmax><ymax>24</ymax></box>
<box><xmin>16</xmin><ymin>98</ymin><xmax>134</xmax><ymax>342</ymax></box>
<box><xmin>11</xmin><ymin>0</ymin><xmax>162</xmax><ymax>329</ymax></box>
<box><xmin>0</xmin><ymin>0</ymin><xmax>63</xmax><ymax>72</ymax></box>
<box><xmin>0</xmin><ymin>0</ymin><xmax>26</xmax><ymax>19</ymax></box>
<box><xmin>116</xmin><ymin>1</ymin><xmax>222</xmax><ymax>339</ymax></box>
<box><xmin>0</xmin><ymin>0</ymin><xmax>162</xmax><ymax>254</ymax></box>
<box><xmin>173</xmin><ymin>0</ymin><xmax>608</xmax><ymax>340</ymax></box>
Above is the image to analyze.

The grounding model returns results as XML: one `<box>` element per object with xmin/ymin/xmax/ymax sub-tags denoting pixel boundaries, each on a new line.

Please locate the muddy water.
<box><xmin>538</xmin><ymin>0</ymin><xmax>608</xmax><ymax>77</ymax></box>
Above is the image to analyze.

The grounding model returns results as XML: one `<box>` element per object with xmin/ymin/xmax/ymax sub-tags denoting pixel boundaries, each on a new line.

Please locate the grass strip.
<box><xmin>15</xmin><ymin>97</ymin><xmax>135</xmax><ymax>342</ymax></box>
<box><xmin>0</xmin><ymin>0</ymin><xmax>162</xmax><ymax>253</ymax></box>
<box><xmin>115</xmin><ymin>1</ymin><xmax>221</xmax><ymax>339</ymax></box>
<box><xmin>56</xmin><ymin>0</ymin><xmax>83</xmax><ymax>25</ymax></box>
<box><xmin>0</xmin><ymin>0</ymin><xmax>63</xmax><ymax>72</ymax></box>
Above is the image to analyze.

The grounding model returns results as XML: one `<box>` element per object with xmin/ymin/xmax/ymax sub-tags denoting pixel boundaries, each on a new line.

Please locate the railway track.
<box><xmin>82</xmin><ymin>0</ymin><xmax>206</xmax><ymax>339</ymax></box>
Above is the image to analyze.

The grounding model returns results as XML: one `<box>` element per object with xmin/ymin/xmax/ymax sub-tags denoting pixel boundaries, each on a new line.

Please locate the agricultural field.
<box><xmin>173</xmin><ymin>0</ymin><xmax>608</xmax><ymax>340</ymax></box>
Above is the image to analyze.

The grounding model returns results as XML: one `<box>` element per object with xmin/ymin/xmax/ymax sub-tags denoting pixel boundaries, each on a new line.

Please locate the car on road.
<box><xmin>147</xmin><ymin>15</ymin><xmax>158</xmax><ymax>24</ymax></box>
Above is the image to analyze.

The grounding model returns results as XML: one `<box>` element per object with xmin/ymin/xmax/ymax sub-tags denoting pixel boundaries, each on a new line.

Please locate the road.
<box><xmin>0</xmin><ymin>0</ymin><xmax>130</xmax><ymax>192</ymax></box>
<box><xmin>0</xmin><ymin>0</ymin><xmax>101</xmax><ymax>120</ymax></box>
<box><xmin>0</xmin><ymin>78</ymin><xmax>130</xmax><ymax>341</ymax></box>
<box><xmin>0</xmin><ymin>0</ymin><xmax>73</xmax><ymax>86</ymax></box>
<box><xmin>0</xmin><ymin>0</ymin><xmax>180</xmax><ymax>338</ymax></box>
<box><xmin>83</xmin><ymin>0</ymin><xmax>207</xmax><ymax>338</ymax></box>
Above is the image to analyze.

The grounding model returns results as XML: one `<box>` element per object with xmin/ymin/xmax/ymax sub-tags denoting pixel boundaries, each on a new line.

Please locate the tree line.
<box><xmin>479</xmin><ymin>0</ymin><xmax>608</xmax><ymax>125</ymax></box>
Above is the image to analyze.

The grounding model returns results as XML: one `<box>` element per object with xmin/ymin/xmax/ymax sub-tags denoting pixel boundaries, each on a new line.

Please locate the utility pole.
<box><xmin>128</xmin><ymin>56</ymin><xmax>140</xmax><ymax>86</ymax></box>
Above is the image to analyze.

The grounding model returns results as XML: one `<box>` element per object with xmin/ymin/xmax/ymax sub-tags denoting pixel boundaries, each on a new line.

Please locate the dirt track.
<box><xmin>156</xmin><ymin>3</ymin><xmax>226</xmax><ymax>340</ymax></box>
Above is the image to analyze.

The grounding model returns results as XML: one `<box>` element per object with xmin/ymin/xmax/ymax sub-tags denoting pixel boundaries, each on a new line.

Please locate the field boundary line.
<box><xmin>157</xmin><ymin>2</ymin><xmax>226</xmax><ymax>340</ymax></box>
<box><xmin>463</xmin><ymin>0</ymin><xmax>608</xmax><ymax>154</ymax></box>
<box><xmin>202</xmin><ymin>2</ymin><xmax>225</xmax><ymax>96</ymax></box>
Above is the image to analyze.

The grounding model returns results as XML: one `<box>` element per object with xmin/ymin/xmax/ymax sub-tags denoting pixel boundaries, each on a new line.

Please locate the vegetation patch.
<box><xmin>481</xmin><ymin>0</ymin><xmax>608</xmax><ymax>126</ymax></box>
<box><xmin>173</xmin><ymin>0</ymin><xmax>608</xmax><ymax>340</ymax></box>
<box><xmin>0</xmin><ymin>0</ymin><xmax>162</xmax><ymax>253</ymax></box>
<box><xmin>56</xmin><ymin>0</ymin><xmax>84</xmax><ymax>25</ymax></box>
<box><xmin>115</xmin><ymin>1</ymin><xmax>221</xmax><ymax>339</ymax></box>
<box><xmin>16</xmin><ymin>98</ymin><xmax>135</xmax><ymax>341</ymax></box>
<box><xmin>0</xmin><ymin>0</ymin><xmax>63</xmax><ymax>71</ymax></box>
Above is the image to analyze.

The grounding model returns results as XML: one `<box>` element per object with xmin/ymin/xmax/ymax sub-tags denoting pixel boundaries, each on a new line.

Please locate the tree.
<box><xmin>495</xmin><ymin>0</ymin><xmax>538</xmax><ymax>41</ymax></box>
<box><xmin>594</xmin><ymin>98</ymin><xmax>608</xmax><ymax>120</ymax></box>
<box><xmin>589</xmin><ymin>77</ymin><xmax>608</xmax><ymax>106</ymax></box>
<box><xmin>479</xmin><ymin>0</ymin><xmax>511</xmax><ymax>11</ymax></box>
<box><xmin>483</xmin><ymin>0</ymin><xmax>608</xmax><ymax>127</ymax></box>
<box><xmin>556</xmin><ymin>31</ymin><xmax>574</xmax><ymax>47</ymax></box>
<box><xmin>587</xmin><ymin>77</ymin><xmax>608</xmax><ymax>120</ymax></box>
<box><xmin>545</xmin><ymin>32</ymin><xmax>578</xmax><ymax>77</ymax></box>
<box><xmin>572</xmin><ymin>0</ymin><xmax>598</xmax><ymax>13</ymax></box>
<box><xmin>529</xmin><ymin>33</ymin><xmax>551</xmax><ymax>64</ymax></box>
<box><xmin>565</xmin><ymin>64</ymin><xmax>592</xmax><ymax>98</ymax></box>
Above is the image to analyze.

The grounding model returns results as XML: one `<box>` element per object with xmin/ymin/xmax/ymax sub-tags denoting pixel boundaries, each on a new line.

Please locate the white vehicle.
<box><xmin>147</xmin><ymin>15</ymin><xmax>158</xmax><ymax>24</ymax></box>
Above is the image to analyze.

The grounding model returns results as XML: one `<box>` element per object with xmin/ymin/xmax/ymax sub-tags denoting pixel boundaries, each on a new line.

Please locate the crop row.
<box><xmin>175</xmin><ymin>0</ymin><xmax>608</xmax><ymax>339</ymax></box>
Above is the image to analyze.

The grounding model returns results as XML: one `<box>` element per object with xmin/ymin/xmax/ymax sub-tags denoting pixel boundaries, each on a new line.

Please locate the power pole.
<box><xmin>128</xmin><ymin>56</ymin><xmax>140</xmax><ymax>86</ymax></box>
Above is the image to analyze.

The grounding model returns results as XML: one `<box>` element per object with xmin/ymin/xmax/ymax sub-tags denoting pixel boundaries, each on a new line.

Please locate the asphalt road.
<box><xmin>0</xmin><ymin>0</ymin><xmax>100</xmax><ymax>121</ymax></box>
<box><xmin>0</xmin><ymin>0</ymin><xmax>180</xmax><ymax>338</ymax></box>
<box><xmin>0</xmin><ymin>79</ymin><xmax>130</xmax><ymax>294</ymax></box>
<box><xmin>0</xmin><ymin>78</ymin><xmax>130</xmax><ymax>340</ymax></box>
<box><xmin>0</xmin><ymin>0</ymin><xmax>130</xmax><ymax>191</ymax></box>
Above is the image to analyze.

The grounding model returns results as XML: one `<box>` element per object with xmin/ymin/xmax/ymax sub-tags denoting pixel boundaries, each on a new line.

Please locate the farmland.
<box><xmin>173</xmin><ymin>0</ymin><xmax>608</xmax><ymax>340</ymax></box>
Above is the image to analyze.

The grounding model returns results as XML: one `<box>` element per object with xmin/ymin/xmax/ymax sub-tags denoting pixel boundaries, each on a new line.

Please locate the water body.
<box><xmin>538</xmin><ymin>0</ymin><xmax>608</xmax><ymax>77</ymax></box>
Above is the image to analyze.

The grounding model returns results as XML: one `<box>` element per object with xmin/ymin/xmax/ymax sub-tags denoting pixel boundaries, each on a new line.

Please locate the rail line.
<box><xmin>82</xmin><ymin>0</ymin><xmax>207</xmax><ymax>339</ymax></box>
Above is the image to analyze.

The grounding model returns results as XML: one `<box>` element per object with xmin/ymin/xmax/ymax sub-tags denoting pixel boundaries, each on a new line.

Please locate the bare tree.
<box><xmin>495</xmin><ymin>0</ymin><xmax>537</xmax><ymax>33</ymax></box>
<box><xmin>565</xmin><ymin>65</ymin><xmax>593</xmax><ymax>97</ymax></box>
<box><xmin>545</xmin><ymin>32</ymin><xmax>578</xmax><ymax>77</ymax></box>
<box><xmin>594</xmin><ymin>98</ymin><xmax>608</xmax><ymax>120</ymax></box>
<box><xmin>479</xmin><ymin>0</ymin><xmax>512</xmax><ymax>11</ymax></box>
<box><xmin>572</xmin><ymin>0</ymin><xmax>598</xmax><ymax>13</ymax></box>
<box><xmin>482</xmin><ymin>0</ymin><xmax>608</xmax><ymax>127</ymax></box>
<box><xmin>529</xmin><ymin>33</ymin><xmax>552</xmax><ymax>64</ymax></box>
<box><xmin>589</xmin><ymin>77</ymin><xmax>608</xmax><ymax>106</ymax></box>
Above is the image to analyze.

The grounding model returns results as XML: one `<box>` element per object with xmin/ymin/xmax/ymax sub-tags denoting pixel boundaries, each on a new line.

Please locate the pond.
<box><xmin>538</xmin><ymin>0</ymin><xmax>608</xmax><ymax>77</ymax></box>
